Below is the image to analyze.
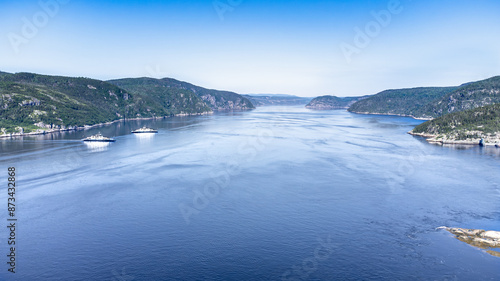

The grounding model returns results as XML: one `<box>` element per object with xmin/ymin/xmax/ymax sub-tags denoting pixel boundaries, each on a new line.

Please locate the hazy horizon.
<box><xmin>2</xmin><ymin>0</ymin><xmax>500</xmax><ymax>97</ymax></box>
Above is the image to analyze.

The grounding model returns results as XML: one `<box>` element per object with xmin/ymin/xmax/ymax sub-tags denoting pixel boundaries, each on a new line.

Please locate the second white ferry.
<box><xmin>132</xmin><ymin>126</ymin><xmax>158</xmax><ymax>133</ymax></box>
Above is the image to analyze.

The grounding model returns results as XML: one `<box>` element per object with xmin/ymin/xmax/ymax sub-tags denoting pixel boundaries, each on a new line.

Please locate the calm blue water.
<box><xmin>1</xmin><ymin>106</ymin><xmax>500</xmax><ymax>280</ymax></box>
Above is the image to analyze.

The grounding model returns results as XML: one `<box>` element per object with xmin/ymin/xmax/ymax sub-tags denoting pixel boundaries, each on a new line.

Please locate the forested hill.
<box><xmin>422</xmin><ymin>76</ymin><xmax>500</xmax><ymax>117</ymax></box>
<box><xmin>306</xmin><ymin>95</ymin><xmax>369</xmax><ymax>110</ymax></box>
<box><xmin>0</xmin><ymin>72</ymin><xmax>152</xmax><ymax>133</ymax></box>
<box><xmin>347</xmin><ymin>87</ymin><xmax>458</xmax><ymax>118</ymax></box>
<box><xmin>0</xmin><ymin>72</ymin><xmax>221</xmax><ymax>134</ymax></box>
<box><xmin>348</xmin><ymin>76</ymin><xmax>500</xmax><ymax>119</ymax></box>
<box><xmin>410</xmin><ymin>103</ymin><xmax>500</xmax><ymax>145</ymax></box>
<box><xmin>105</xmin><ymin>77</ymin><xmax>212</xmax><ymax>115</ymax></box>
<box><xmin>109</xmin><ymin>77</ymin><xmax>255</xmax><ymax>111</ymax></box>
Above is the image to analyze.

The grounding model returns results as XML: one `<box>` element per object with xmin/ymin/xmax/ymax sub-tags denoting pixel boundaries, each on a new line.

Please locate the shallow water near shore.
<box><xmin>1</xmin><ymin>106</ymin><xmax>500</xmax><ymax>280</ymax></box>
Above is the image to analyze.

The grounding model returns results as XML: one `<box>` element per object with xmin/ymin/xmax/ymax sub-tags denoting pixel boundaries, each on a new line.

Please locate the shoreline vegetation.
<box><xmin>2</xmin><ymin>70</ymin><xmax>500</xmax><ymax>147</ymax></box>
<box><xmin>407</xmin><ymin>131</ymin><xmax>500</xmax><ymax>146</ymax></box>
<box><xmin>0</xmin><ymin>111</ymin><xmax>212</xmax><ymax>139</ymax></box>
<box><xmin>0</xmin><ymin>72</ymin><xmax>254</xmax><ymax>136</ymax></box>
<box><xmin>409</xmin><ymin>103</ymin><xmax>500</xmax><ymax>146</ymax></box>
<box><xmin>347</xmin><ymin>111</ymin><xmax>433</xmax><ymax>121</ymax></box>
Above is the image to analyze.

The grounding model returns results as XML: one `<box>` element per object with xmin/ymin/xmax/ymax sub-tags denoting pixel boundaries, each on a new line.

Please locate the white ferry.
<box><xmin>82</xmin><ymin>133</ymin><xmax>116</xmax><ymax>142</ymax></box>
<box><xmin>132</xmin><ymin>126</ymin><xmax>158</xmax><ymax>133</ymax></box>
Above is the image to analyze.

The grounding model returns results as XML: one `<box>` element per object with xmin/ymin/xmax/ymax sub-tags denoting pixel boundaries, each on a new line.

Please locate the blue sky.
<box><xmin>1</xmin><ymin>0</ymin><xmax>500</xmax><ymax>97</ymax></box>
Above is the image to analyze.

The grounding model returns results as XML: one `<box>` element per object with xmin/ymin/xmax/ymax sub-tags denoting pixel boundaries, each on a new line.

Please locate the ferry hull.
<box><xmin>132</xmin><ymin>131</ymin><xmax>158</xmax><ymax>134</ymax></box>
<box><xmin>83</xmin><ymin>139</ymin><xmax>116</xmax><ymax>142</ymax></box>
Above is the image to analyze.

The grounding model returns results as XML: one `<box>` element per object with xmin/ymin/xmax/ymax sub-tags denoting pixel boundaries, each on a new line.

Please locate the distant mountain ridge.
<box><xmin>244</xmin><ymin>94</ymin><xmax>312</xmax><ymax>106</ymax></box>
<box><xmin>306</xmin><ymin>95</ymin><xmax>369</xmax><ymax>110</ymax></box>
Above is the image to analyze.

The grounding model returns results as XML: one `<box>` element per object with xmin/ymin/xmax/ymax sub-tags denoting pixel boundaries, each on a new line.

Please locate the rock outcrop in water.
<box><xmin>440</xmin><ymin>227</ymin><xmax>500</xmax><ymax>257</ymax></box>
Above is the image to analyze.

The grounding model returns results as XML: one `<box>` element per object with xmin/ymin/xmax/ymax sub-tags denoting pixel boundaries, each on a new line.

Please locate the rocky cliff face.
<box><xmin>128</xmin><ymin>77</ymin><xmax>255</xmax><ymax>111</ymax></box>
<box><xmin>198</xmin><ymin>91</ymin><xmax>254</xmax><ymax>111</ymax></box>
<box><xmin>107</xmin><ymin>77</ymin><xmax>213</xmax><ymax>115</ymax></box>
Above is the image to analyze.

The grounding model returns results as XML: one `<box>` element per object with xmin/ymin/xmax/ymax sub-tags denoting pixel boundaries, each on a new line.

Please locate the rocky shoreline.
<box><xmin>0</xmin><ymin>111</ymin><xmax>212</xmax><ymax>139</ymax></box>
<box><xmin>408</xmin><ymin>131</ymin><xmax>500</xmax><ymax>146</ymax></box>
<box><xmin>349</xmin><ymin>111</ymin><xmax>433</xmax><ymax>120</ymax></box>
<box><xmin>305</xmin><ymin>105</ymin><xmax>348</xmax><ymax>110</ymax></box>
<box><xmin>439</xmin><ymin>227</ymin><xmax>500</xmax><ymax>257</ymax></box>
